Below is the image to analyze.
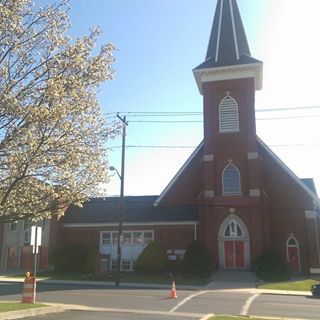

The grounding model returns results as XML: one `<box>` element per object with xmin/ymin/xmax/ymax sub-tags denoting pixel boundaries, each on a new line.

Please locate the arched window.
<box><xmin>219</xmin><ymin>96</ymin><xmax>239</xmax><ymax>133</ymax></box>
<box><xmin>222</xmin><ymin>163</ymin><xmax>241</xmax><ymax>195</ymax></box>
<box><xmin>288</xmin><ymin>238</ymin><xmax>298</xmax><ymax>246</ymax></box>
<box><xmin>224</xmin><ymin>219</ymin><xmax>244</xmax><ymax>238</ymax></box>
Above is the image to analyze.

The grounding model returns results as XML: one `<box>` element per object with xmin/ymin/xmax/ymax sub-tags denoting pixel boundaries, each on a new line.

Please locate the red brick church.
<box><xmin>1</xmin><ymin>0</ymin><xmax>320</xmax><ymax>275</ymax></box>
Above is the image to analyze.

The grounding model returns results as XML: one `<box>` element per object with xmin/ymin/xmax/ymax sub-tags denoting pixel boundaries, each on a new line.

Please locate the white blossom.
<box><xmin>0</xmin><ymin>0</ymin><xmax>118</xmax><ymax>222</ymax></box>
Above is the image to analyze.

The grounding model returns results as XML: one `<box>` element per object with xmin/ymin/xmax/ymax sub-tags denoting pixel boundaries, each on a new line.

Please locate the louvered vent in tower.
<box><xmin>219</xmin><ymin>96</ymin><xmax>239</xmax><ymax>132</ymax></box>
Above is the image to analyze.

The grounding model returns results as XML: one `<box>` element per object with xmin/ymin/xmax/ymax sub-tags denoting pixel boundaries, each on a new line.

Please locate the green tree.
<box><xmin>0</xmin><ymin>0</ymin><xmax>117</xmax><ymax>222</ymax></box>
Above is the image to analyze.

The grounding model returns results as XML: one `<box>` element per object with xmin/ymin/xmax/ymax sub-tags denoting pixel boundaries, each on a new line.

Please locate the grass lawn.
<box><xmin>11</xmin><ymin>271</ymin><xmax>210</xmax><ymax>286</ymax></box>
<box><xmin>0</xmin><ymin>302</ymin><xmax>45</xmax><ymax>312</ymax></box>
<box><xmin>257</xmin><ymin>278</ymin><xmax>319</xmax><ymax>291</ymax></box>
<box><xmin>210</xmin><ymin>317</ymin><xmax>279</xmax><ymax>320</ymax></box>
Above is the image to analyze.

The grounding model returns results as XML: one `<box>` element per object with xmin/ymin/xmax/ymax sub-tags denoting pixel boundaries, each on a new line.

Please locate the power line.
<box><xmin>104</xmin><ymin>105</ymin><xmax>320</xmax><ymax>116</ymax></box>
<box><xmin>108</xmin><ymin>145</ymin><xmax>196</xmax><ymax>149</ymax></box>
<box><xmin>104</xmin><ymin>107</ymin><xmax>320</xmax><ymax>123</ymax></box>
<box><xmin>257</xmin><ymin>115</ymin><xmax>320</xmax><ymax>121</ymax></box>
<box><xmin>126</xmin><ymin>115</ymin><xmax>320</xmax><ymax>123</ymax></box>
<box><xmin>128</xmin><ymin>120</ymin><xmax>202</xmax><ymax>123</ymax></box>
<box><xmin>107</xmin><ymin>115</ymin><xmax>320</xmax><ymax>123</ymax></box>
<box><xmin>108</xmin><ymin>143</ymin><xmax>320</xmax><ymax>150</ymax></box>
<box><xmin>257</xmin><ymin>106</ymin><xmax>320</xmax><ymax>112</ymax></box>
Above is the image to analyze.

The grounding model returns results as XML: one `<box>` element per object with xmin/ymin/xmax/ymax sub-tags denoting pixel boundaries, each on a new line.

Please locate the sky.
<box><xmin>65</xmin><ymin>0</ymin><xmax>320</xmax><ymax>197</ymax></box>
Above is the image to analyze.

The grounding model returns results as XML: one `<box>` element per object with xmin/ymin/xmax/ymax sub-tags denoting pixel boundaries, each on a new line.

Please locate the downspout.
<box><xmin>315</xmin><ymin>207</ymin><xmax>320</xmax><ymax>266</ymax></box>
<box><xmin>0</xmin><ymin>223</ymin><xmax>6</xmax><ymax>270</ymax></box>
<box><xmin>315</xmin><ymin>218</ymin><xmax>320</xmax><ymax>265</ymax></box>
<box><xmin>194</xmin><ymin>223</ymin><xmax>197</xmax><ymax>241</ymax></box>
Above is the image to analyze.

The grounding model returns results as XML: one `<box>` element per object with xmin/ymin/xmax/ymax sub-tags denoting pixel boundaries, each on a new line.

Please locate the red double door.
<box><xmin>224</xmin><ymin>240</ymin><xmax>245</xmax><ymax>268</ymax></box>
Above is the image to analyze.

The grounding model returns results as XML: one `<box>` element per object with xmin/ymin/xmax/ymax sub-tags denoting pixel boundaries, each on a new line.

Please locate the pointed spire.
<box><xmin>193</xmin><ymin>0</ymin><xmax>263</xmax><ymax>93</ymax></box>
<box><xmin>195</xmin><ymin>0</ymin><xmax>260</xmax><ymax>70</ymax></box>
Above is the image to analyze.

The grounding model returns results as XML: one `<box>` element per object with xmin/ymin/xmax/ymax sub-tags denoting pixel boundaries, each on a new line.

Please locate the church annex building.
<box><xmin>1</xmin><ymin>0</ymin><xmax>320</xmax><ymax>275</ymax></box>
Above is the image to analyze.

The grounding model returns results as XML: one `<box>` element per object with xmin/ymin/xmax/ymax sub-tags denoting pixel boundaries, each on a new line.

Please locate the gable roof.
<box><xmin>257</xmin><ymin>138</ymin><xmax>319</xmax><ymax>205</ymax></box>
<box><xmin>154</xmin><ymin>137</ymin><xmax>319</xmax><ymax>209</ymax></box>
<box><xmin>63</xmin><ymin>196</ymin><xmax>198</xmax><ymax>225</ymax></box>
<box><xmin>194</xmin><ymin>0</ymin><xmax>261</xmax><ymax>70</ymax></box>
<box><xmin>154</xmin><ymin>141</ymin><xmax>204</xmax><ymax>207</ymax></box>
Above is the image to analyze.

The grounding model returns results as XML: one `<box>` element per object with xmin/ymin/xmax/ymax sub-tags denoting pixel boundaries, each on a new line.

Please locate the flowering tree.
<box><xmin>0</xmin><ymin>0</ymin><xmax>117</xmax><ymax>222</ymax></box>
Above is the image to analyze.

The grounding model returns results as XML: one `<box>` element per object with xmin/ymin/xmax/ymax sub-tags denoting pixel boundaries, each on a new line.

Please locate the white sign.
<box><xmin>30</xmin><ymin>226</ymin><xmax>42</xmax><ymax>246</ymax></box>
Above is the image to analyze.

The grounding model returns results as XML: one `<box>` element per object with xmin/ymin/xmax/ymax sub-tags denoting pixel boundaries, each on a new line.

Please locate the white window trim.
<box><xmin>9</xmin><ymin>221</ymin><xmax>18</xmax><ymax>232</ymax></box>
<box><xmin>121</xmin><ymin>259</ymin><xmax>132</xmax><ymax>271</ymax></box>
<box><xmin>219</xmin><ymin>96</ymin><xmax>239</xmax><ymax>133</ymax></box>
<box><xmin>100</xmin><ymin>231</ymin><xmax>111</xmax><ymax>246</ymax></box>
<box><xmin>99</xmin><ymin>230</ymin><xmax>154</xmax><ymax>247</ymax></box>
<box><xmin>223</xmin><ymin>219</ymin><xmax>244</xmax><ymax>238</ymax></box>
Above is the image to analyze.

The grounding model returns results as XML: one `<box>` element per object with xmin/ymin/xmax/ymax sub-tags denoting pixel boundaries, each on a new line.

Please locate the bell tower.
<box><xmin>193</xmin><ymin>0</ymin><xmax>265</xmax><ymax>269</ymax></box>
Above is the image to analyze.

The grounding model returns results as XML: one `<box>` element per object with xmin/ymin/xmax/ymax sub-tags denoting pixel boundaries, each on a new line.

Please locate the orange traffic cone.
<box><xmin>170</xmin><ymin>281</ymin><xmax>178</xmax><ymax>299</ymax></box>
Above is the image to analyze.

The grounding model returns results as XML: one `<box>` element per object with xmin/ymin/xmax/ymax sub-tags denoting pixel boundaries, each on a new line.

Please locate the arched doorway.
<box><xmin>218</xmin><ymin>214</ymin><xmax>250</xmax><ymax>269</ymax></box>
<box><xmin>287</xmin><ymin>236</ymin><xmax>300</xmax><ymax>272</ymax></box>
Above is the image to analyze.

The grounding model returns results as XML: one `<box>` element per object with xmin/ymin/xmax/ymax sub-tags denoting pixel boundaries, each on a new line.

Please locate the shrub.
<box><xmin>83</xmin><ymin>247</ymin><xmax>98</xmax><ymax>274</ymax></box>
<box><xmin>134</xmin><ymin>242</ymin><xmax>168</xmax><ymax>275</ymax></box>
<box><xmin>167</xmin><ymin>259</ymin><xmax>184</xmax><ymax>275</ymax></box>
<box><xmin>255</xmin><ymin>250</ymin><xmax>292</xmax><ymax>281</ymax></box>
<box><xmin>50</xmin><ymin>242</ymin><xmax>90</xmax><ymax>274</ymax></box>
<box><xmin>184</xmin><ymin>240</ymin><xmax>213</xmax><ymax>278</ymax></box>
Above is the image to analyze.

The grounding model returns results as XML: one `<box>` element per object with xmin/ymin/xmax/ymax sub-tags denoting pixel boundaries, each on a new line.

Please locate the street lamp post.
<box><xmin>111</xmin><ymin>114</ymin><xmax>127</xmax><ymax>287</ymax></box>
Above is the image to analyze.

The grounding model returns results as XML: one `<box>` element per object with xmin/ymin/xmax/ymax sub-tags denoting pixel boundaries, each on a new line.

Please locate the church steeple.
<box><xmin>193</xmin><ymin>0</ymin><xmax>263</xmax><ymax>93</ymax></box>
<box><xmin>206</xmin><ymin>0</ymin><xmax>252</xmax><ymax>65</ymax></box>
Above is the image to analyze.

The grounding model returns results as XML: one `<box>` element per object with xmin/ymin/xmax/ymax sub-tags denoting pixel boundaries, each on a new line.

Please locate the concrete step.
<box><xmin>212</xmin><ymin>270</ymin><xmax>257</xmax><ymax>283</ymax></box>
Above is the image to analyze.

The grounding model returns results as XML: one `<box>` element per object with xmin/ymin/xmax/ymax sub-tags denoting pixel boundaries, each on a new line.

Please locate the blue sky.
<box><xmin>66</xmin><ymin>0</ymin><xmax>320</xmax><ymax>196</ymax></box>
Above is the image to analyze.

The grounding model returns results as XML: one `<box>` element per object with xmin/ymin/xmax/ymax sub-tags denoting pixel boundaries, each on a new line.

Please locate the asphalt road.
<box><xmin>2</xmin><ymin>281</ymin><xmax>320</xmax><ymax>319</ymax></box>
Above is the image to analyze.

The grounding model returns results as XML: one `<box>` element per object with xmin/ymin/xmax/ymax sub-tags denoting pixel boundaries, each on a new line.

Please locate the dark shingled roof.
<box><xmin>195</xmin><ymin>0</ymin><xmax>261</xmax><ymax>70</ymax></box>
<box><xmin>63</xmin><ymin>196</ymin><xmax>198</xmax><ymax>224</ymax></box>
<box><xmin>301</xmin><ymin>179</ymin><xmax>318</xmax><ymax>196</ymax></box>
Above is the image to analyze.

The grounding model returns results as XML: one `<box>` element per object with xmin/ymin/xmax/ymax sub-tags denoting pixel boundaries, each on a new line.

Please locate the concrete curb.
<box><xmin>256</xmin><ymin>288</ymin><xmax>312</xmax><ymax>297</ymax></box>
<box><xmin>0</xmin><ymin>305</ymin><xmax>66</xmax><ymax>320</ymax></box>
<box><xmin>199</xmin><ymin>313</ymin><xmax>215</xmax><ymax>320</ymax></box>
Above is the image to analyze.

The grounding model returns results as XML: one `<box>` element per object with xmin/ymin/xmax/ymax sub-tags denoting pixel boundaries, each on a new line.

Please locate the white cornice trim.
<box><xmin>154</xmin><ymin>141</ymin><xmax>204</xmax><ymax>207</ymax></box>
<box><xmin>193</xmin><ymin>62</ymin><xmax>263</xmax><ymax>94</ymax></box>
<box><xmin>63</xmin><ymin>221</ymin><xmax>199</xmax><ymax>228</ymax></box>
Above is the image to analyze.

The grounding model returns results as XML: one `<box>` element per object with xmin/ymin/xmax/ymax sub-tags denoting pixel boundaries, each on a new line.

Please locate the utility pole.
<box><xmin>115</xmin><ymin>114</ymin><xmax>128</xmax><ymax>287</ymax></box>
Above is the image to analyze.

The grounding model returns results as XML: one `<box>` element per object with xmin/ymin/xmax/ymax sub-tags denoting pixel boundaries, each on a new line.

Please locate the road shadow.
<box><xmin>0</xmin><ymin>281</ymin><xmax>177</xmax><ymax>297</ymax></box>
